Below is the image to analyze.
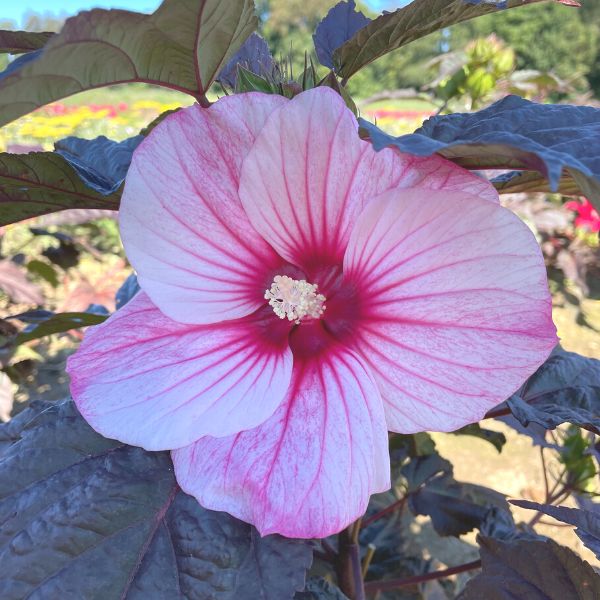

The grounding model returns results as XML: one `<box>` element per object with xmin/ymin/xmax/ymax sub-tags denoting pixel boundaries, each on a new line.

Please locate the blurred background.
<box><xmin>0</xmin><ymin>0</ymin><xmax>599</xmax><ymax>573</ymax></box>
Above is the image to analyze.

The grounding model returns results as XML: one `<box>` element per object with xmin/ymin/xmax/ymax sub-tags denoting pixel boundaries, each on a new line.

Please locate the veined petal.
<box><xmin>67</xmin><ymin>292</ymin><xmax>293</xmax><ymax>450</ymax></box>
<box><xmin>238</xmin><ymin>87</ymin><xmax>496</xmax><ymax>271</ymax></box>
<box><xmin>172</xmin><ymin>349</ymin><xmax>390</xmax><ymax>538</ymax></box>
<box><xmin>344</xmin><ymin>187</ymin><xmax>557</xmax><ymax>433</ymax></box>
<box><xmin>394</xmin><ymin>153</ymin><xmax>499</xmax><ymax>203</ymax></box>
<box><xmin>120</xmin><ymin>93</ymin><xmax>287</xmax><ymax>325</ymax></box>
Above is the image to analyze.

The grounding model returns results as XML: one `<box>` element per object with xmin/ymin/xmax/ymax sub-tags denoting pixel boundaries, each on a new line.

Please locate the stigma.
<box><xmin>265</xmin><ymin>275</ymin><xmax>326</xmax><ymax>324</ymax></box>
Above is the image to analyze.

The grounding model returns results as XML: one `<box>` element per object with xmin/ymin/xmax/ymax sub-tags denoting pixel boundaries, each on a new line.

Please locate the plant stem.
<box><xmin>361</xmin><ymin>496</ymin><xmax>408</xmax><ymax>528</ymax></box>
<box><xmin>362</xmin><ymin>544</ymin><xmax>376</xmax><ymax>578</ymax></box>
<box><xmin>364</xmin><ymin>559</ymin><xmax>482</xmax><ymax>594</ymax></box>
<box><xmin>336</xmin><ymin>521</ymin><xmax>366</xmax><ymax>600</ymax></box>
<box><xmin>197</xmin><ymin>94</ymin><xmax>212</xmax><ymax>108</ymax></box>
<box><xmin>540</xmin><ymin>447</ymin><xmax>550</xmax><ymax>499</ymax></box>
<box><xmin>321</xmin><ymin>539</ymin><xmax>338</xmax><ymax>561</ymax></box>
<box><xmin>350</xmin><ymin>543</ymin><xmax>366</xmax><ymax>600</ymax></box>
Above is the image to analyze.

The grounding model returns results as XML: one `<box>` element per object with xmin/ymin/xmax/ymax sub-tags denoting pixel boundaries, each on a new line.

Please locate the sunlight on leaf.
<box><xmin>0</xmin><ymin>0</ymin><xmax>257</xmax><ymax>127</ymax></box>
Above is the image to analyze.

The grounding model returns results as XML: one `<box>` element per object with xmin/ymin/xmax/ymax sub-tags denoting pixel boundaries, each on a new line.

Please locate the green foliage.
<box><xmin>0</xmin><ymin>30</ymin><xmax>53</xmax><ymax>53</ymax></box>
<box><xmin>435</xmin><ymin>35</ymin><xmax>515</xmax><ymax>108</ymax></box>
<box><xmin>14</xmin><ymin>312</ymin><xmax>107</xmax><ymax>344</ymax></box>
<box><xmin>451</xmin><ymin>3</ymin><xmax>598</xmax><ymax>90</ymax></box>
<box><xmin>0</xmin><ymin>151</ymin><xmax>121</xmax><ymax>226</ymax></box>
<box><xmin>347</xmin><ymin>33</ymin><xmax>445</xmax><ymax>97</ymax></box>
<box><xmin>332</xmin><ymin>0</ymin><xmax>556</xmax><ymax>81</ymax></box>
<box><xmin>559</xmin><ymin>426</ymin><xmax>597</xmax><ymax>492</ymax></box>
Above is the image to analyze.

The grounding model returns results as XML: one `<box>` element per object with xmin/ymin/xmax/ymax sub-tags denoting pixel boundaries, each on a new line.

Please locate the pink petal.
<box><xmin>67</xmin><ymin>292</ymin><xmax>293</xmax><ymax>450</ymax></box>
<box><xmin>120</xmin><ymin>93</ymin><xmax>287</xmax><ymax>324</ymax></box>
<box><xmin>239</xmin><ymin>87</ymin><xmax>497</xmax><ymax>270</ymax></box>
<box><xmin>172</xmin><ymin>348</ymin><xmax>390</xmax><ymax>538</ymax></box>
<box><xmin>397</xmin><ymin>154</ymin><xmax>499</xmax><ymax>204</ymax></box>
<box><xmin>344</xmin><ymin>187</ymin><xmax>557</xmax><ymax>433</ymax></box>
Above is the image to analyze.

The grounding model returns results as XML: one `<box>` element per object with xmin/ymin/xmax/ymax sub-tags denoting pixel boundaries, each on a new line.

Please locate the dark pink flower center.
<box><xmin>263</xmin><ymin>262</ymin><xmax>362</xmax><ymax>360</ymax></box>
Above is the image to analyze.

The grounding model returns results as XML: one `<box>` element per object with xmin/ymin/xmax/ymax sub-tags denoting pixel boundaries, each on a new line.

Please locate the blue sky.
<box><xmin>2</xmin><ymin>1</ymin><xmax>406</xmax><ymax>28</ymax></box>
<box><xmin>1</xmin><ymin>1</ymin><xmax>161</xmax><ymax>26</ymax></box>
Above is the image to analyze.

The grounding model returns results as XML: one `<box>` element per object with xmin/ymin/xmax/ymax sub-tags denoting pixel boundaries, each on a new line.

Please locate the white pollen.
<box><xmin>265</xmin><ymin>275</ymin><xmax>326</xmax><ymax>324</ymax></box>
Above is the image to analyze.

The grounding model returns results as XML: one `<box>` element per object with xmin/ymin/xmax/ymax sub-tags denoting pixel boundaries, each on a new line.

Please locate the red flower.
<box><xmin>565</xmin><ymin>198</ymin><xmax>600</xmax><ymax>233</ymax></box>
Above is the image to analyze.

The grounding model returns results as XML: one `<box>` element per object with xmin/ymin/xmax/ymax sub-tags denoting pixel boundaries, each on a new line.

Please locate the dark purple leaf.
<box><xmin>458</xmin><ymin>536</ymin><xmax>600</xmax><ymax>599</ymax></box>
<box><xmin>84</xmin><ymin>303</ymin><xmax>110</xmax><ymax>316</ymax></box>
<box><xmin>0</xmin><ymin>30</ymin><xmax>53</xmax><ymax>54</ymax></box>
<box><xmin>496</xmin><ymin>412</ymin><xmax>560</xmax><ymax>451</ymax></box>
<box><xmin>313</xmin><ymin>1</ymin><xmax>370</xmax><ymax>70</ymax></box>
<box><xmin>55</xmin><ymin>135</ymin><xmax>142</xmax><ymax>195</ymax></box>
<box><xmin>511</xmin><ymin>499</ymin><xmax>600</xmax><ymax>560</ymax></box>
<box><xmin>401</xmin><ymin>453</ymin><xmax>452</xmax><ymax>492</ymax></box>
<box><xmin>115</xmin><ymin>274</ymin><xmax>140</xmax><ymax>310</ymax></box>
<box><xmin>42</xmin><ymin>239</ymin><xmax>80</xmax><ymax>270</ymax></box>
<box><xmin>29</xmin><ymin>227</ymin><xmax>73</xmax><ymax>242</ymax></box>
<box><xmin>402</xmin><ymin>456</ymin><xmax>508</xmax><ymax>537</ymax></box>
<box><xmin>409</xmin><ymin>478</ymin><xmax>507</xmax><ymax>537</ymax></box>
<box><xmin>479</xmin><ymin>506</ymin><xmax>542</xmax><ymax>541</ymax></box>
<box><xmin>217</xmin><ymin>32</ymin><xmax>274</xmax><ymax>88</ymax></box>
<box><xmin>0</xmin><ymin>260</ymin><xmax>43</xmax><ymax>304</ymax></box>
<box><xmin>0</xmin><ymin>401</ymin><xmax>313</xmax><ymax>599</ymax></box>
<box><xmin>295</xmin><ymin>579</ymin><xmax>349</xmax><ymax>599</ymax></box>
<box><xmin>7</xmin><ymin>309</ymin><xmax>55</xmax><ymax>324</ymax></box>
<box><xmin>359</xmin><ymin>96</ymin><xmax>600</xmax><ymax>211</ymax></box>
<box><xmin>505</xmin><ymin>349</ymin><xmax>600</xmax><ymax>434</ymax></box>
<box><xmin>452</xmin><ymin>423</ymin><xmax>506</xmax><ymax>453</ymax></box>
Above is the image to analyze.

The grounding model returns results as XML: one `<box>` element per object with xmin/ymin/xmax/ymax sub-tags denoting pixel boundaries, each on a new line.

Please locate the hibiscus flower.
<box><xmin>565</xmin><ymin>198</ymin><xmax>600</xmax><ymax>233</ymax></box>
<box><xmin>68</xmin><ymin>87</ymin><xmax>557</xmax><ymax>538</ymax></box>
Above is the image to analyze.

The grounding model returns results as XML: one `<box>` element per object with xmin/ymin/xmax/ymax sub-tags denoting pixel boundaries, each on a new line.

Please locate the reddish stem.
<box><xmin>484</xmin><ymin>406</ymin><xmax>511</xmax><ymax>419</ymax></box>
<box><xmin>364</xmin><ymin>559</ymin><xmax>482</xmax><ymax>594</ymax></box>
<box><xmin>197</xmin><ymin>94</ymin><xmax>212</xmax><ymax>108</ymax></box>
<box><xmin>361</xmin><ymin>496</ymin><xmax>408</xmax><ymax>529</ymax></box>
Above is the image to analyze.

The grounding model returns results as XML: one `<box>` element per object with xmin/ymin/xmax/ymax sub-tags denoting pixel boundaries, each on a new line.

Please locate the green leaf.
<box><xmin>492</xmin><ymin>170</ymin><xmax>580</xmax><ymax>195</ymax></box>
<box><xmin>0</xmin><ymin>0</ymin><xmax>257</xmax><ymax>127</ymax></box>
<box><xmin>333</xmin><ymin>0</ymin><xmax>574</xmax><ymax>80</ymax></box>
<box><xmin>139</xmin><ymin>108</ymin><xmax>181</xmax><ymax>136</ymax></box>
<box><xmin>0</xmin><ymin>401</ymin><xmax>313</xmax><ymax>598</ymax></box>
<box><xmin>0</xmin><ymin>30</ymin><xmax>54</xmax><ymax>54</ymax></box>
<box><xmin>0</xmin><ymin>151</ymin><xmax>120</xmax><ymax>226</ymax></box>
<box><xmin>15</xmin><ymin>312</ymin><xmax>107</xmax><ymax>344</ymax></box>
<box><xmin>26</xmin><ymin>260</ymin><xmax>59</xmax><ymax>288</ymax></box>
<box><xmin>452</xmin><ymin>424</ymin><xmax>506</xmax><ymax>453</ymax></box>
<box><xmin>318</xmin><ymin>71</ymin><xmax>358</xmax><ymax>115</ymax></box>
<box><xmin>236</xmin><ymin>64</ymin><xmax>275</xmax><ymax>93</ymax></box>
